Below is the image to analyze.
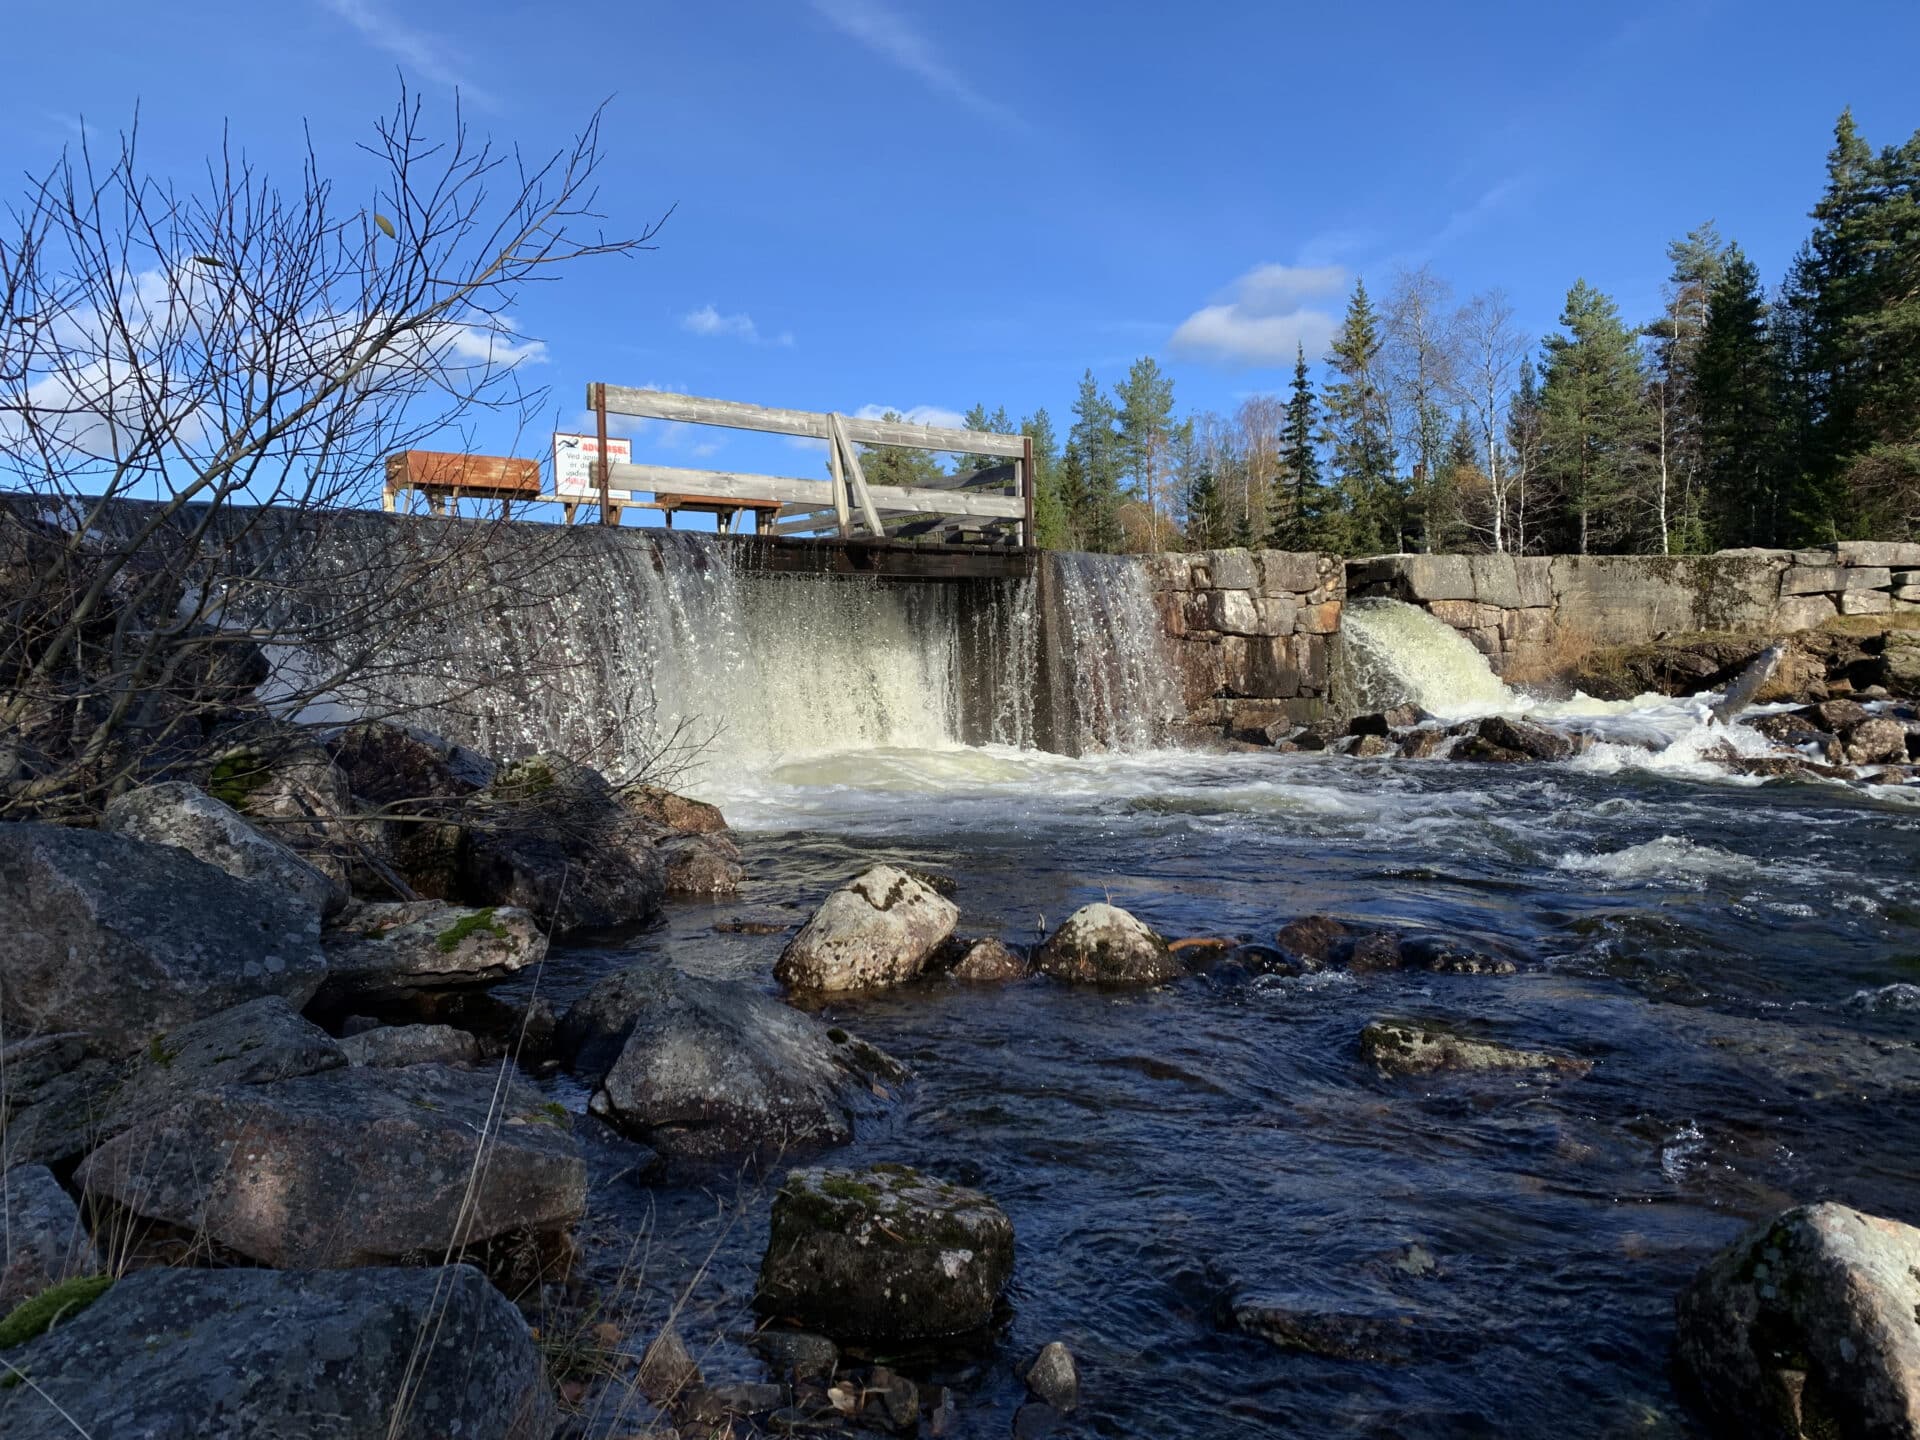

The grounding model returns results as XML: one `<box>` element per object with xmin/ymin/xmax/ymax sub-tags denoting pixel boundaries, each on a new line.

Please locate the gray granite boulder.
<box><xmin>102</xmin><ymin>779</ymin><xmax>346</xmax><ymax>918</ymax></box>
<box><xmin>75</xmin><ymin>1064</ymin><xmax>584</xmax><ymax>1269</ymax></box>
<box><xmin>757</xmin><ymin>1164</ymin><xmax>1015</xmax><ymax>1341</ymax></box>
<box><xmin>775</xmin><ymin>865</ymin><xmax>959</xmax><ymax>993</ymax></box>
<box><xmin>559</xmin><ymin>964</ymin><xmax>904</xmax><ymax>1160</ymax></box>
<box><xmin>340</xmin><ymin>1023</ymin><xmax>482</xmax><ymax>1067</ymax></box>
<box><xmin>321</xmin><ymin>899</ymin><xmax>546</xmax><ymax>996</ymax></box>
<box><xmin>660</xmin><ymin>831</ymin><xmax>745</xmax><ymax>897</ymax></box>
<box><xmin>0</xmin><ymin>1165</ymin><xmax>99</xmax><ymax>1312</ymax></box>
<box><xmin>107</xmin><ymin>995</ymin><xmax>347</xmax><ymax>1131</ymax></box>
<box><xmin>0</xmin><ymin>824</ymin><xmax>326</xmax><ymax>1052</ymax></box>
<box><xmin>1676</xmin><ymin>1202</ymin><xmax>1920</xmax><ymax>1439</ymax></box>
<box><xmin>0</xmin><ymin>1264</ymin><xmax>553</xmax><ymax>1439</ymax></box>
<box><xmin>0</xmin><ymin>1032</ymin><xmax>121</xmax><ymax>1170</ymax></box>
<box><xmin>1032</xmin><ymin>903</ymin><xmax>1182</xmax><ymax>985</ymax></box>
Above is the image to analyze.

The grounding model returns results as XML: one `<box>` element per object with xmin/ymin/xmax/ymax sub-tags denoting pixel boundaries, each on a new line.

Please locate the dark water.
<box><xmin>521</xmin><ymin>746</ymin><xmax>1920</xmax><ymax>1438</ymax></box>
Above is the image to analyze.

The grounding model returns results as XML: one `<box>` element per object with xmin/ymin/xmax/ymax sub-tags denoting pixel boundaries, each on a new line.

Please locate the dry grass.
<box><xmin>1820</xmin><ymin>611</ymin><xmax>1920</xmax><ymax>638</ymax></box>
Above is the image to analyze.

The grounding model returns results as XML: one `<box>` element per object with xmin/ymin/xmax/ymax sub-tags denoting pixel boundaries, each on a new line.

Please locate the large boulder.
<box><xmin>102</xmin><ymin>780</ymin><xmax>347</xmax><ymax>918</ymax></box>
<box><xmin>0</xmin><ymin>1033</ymin><xmax>120</xmax><ymax>1170</ymax></box>
<box><xmin>340</xmin><ymin>1023</ymin><xmax>482</xmax><ymax>1068</ymax></box>
<box><xmin>659</xmin><ymin>832</ymin><xmax>745</xmax><ymax>897</ymax></box>
<box><xmin>622</xmin><ymin>784</ymin><xmax>728</xmax><ymax>835</ymax></box>
<box><xmin>0</xmin><ymin>823</ymin><xmax>327</xmax><ymax>1051</ymax></box>
<box><xmin>460</xmin><ymin>754</ymin><xmax>665</xmax><ymax>935</ymax></box>
<box><xmin>74</xmin><ymin>1064</ymin><xmax>585</xmax><ymax>1269</ymax></box>
<box><xmin>1677</xmin><ymin>1202</ymin><xmax>1920</xmax><ymax>1440</ymax></box>
<box><xmin>320</xmin><ymin>899</ymin><xmax>547</xmax><ymax>997</ymax></box>
<box><xmin>558</xmin><ymin>965</ymin><xmax>905</xmax><ymax>1160</ymax></box>
<box><xmin>324</xmin><ymin>720</ymin><xmax>494</xmax><ymax>898</ymax></box>
<box><xmin>756</xmin><ymin>1164</ymin><xmax>1015</xmax><ymax>1341</ymax></box>
<box><xmin>1033</xmin><ymin>903</ymin><xmax>1182</xmax><ymax>984</ymax></box>
<box><xmin>206</xmin><ymin>739</ymin><xmax>368</xmax><ymax>899</ymax></box>
<box><xmin>106</xmin><ymin>996</ymin><xmax>346</xmax><ymax>1132</ymax></box>
<box><xmin>0</xmin><ymin>1165</ymin><xmax>99</xmax><ymax>1312</ymax></box>
<box><xmin>775</xmin><ymin>866</ymin><xmax>960</xmax><ymax>993</ymax></box>
<box><xmin>0</xmin><ymin>1264</ymin><xmax>553</xmax><ymax>1440</ymax></box>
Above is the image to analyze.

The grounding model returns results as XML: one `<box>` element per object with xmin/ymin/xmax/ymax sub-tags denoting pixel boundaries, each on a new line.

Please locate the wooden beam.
<box><xmin>830</xmin><ymin>412</ymin><xmax>886</xmax><ymax>537</ymax></box>
<box><xmin>824</xmin><ymin>420</ymin><xmax>851</xmax><ymax>539</ymax></box>
<box><xmin>605</xmin><ymin>463</ymin><xmax>836</xmax><ymax>507</ymax></box>
<box><xmin>861</xmin><ymin>484</ymin><xmax>1025</xmax><ymax>519</ymax></box>
<box><xmin>594</xmin><ymin>385</ymin><xmax>1027</xmax><ymax>458</ymax></box>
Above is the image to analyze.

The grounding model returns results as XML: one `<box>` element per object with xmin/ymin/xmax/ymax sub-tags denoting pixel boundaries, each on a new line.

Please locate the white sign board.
<box><xmin>553</xmin><ymin>433</ymin><xmax>633</xmax><ymax>498</ymax></box>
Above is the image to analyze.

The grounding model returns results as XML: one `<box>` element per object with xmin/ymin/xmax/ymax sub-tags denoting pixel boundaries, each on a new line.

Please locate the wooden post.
<box><xmin>832</xmin><ymin>413</ymin><xmax>884</xmax><ymax>538</ymax></box>
<box><xmin>1021</xmin><ymin>434</ymin><xmax>1036</xmax><ymax>550</ymax></box>
<box><xmin>826</xmin><ymin>416</ymin><xmax>852</xmax><ymax>539</ymax></box>
<box><xmin>592</xmin><ymin>382</ymin><xmax>614</xmax><ymax>526</ymax></box>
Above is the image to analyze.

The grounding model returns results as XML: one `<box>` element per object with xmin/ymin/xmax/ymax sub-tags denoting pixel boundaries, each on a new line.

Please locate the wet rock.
<box><xmin>1348</xmin><ymin>706</ymin><xmax>1422</xmax><ymax>736</ymax></box>
<box><xmin>1229</xmin><ymin>1297</ymin><xmax>1440</xmax><ymax>1364</ymax></box>
<box><xmin>1676</xmin><ymin>1202</ymin><xmax>1920</xmax><ymax>1440</ymax></box>
<box><xmin>1397</xmin><ymin>934</ymin><xmax>1519</xmax><ymax>976</ymax></box>
<box><xmin>748</xmin><ymin>1328</ymin><xmax>839</xmax><ymax>1381</ymax></box>
<box><xmin>339</xmin><ymin>1022</ymin><xmax>482</xmax><ymax>1067</ymax></box>
<box><xmin>460</xmin><ymin>753</ymin><xmax>666</xmax><ymax>935</ymax></box>
<box><xmin>622</xmin><ymin>784</ymin><xmax>728</xmax><ymax>835</ymax></box>
<box><xmin>321</xmin><ymin>899</ymin><xmax>547</xmax><ymax>997</ymax></box>
<box><xmin>102</xmin><ymin>780</ymin><xmax>347</xmax><ymax>918</ymax></box>
<box><xmin>109</xmin><ymin>996</ymin><xmax>347</xmax><ymax>1130</ymax></box>
<box><xmin>324</xmin><ymin>720</ymin><xmax>492</xmax><ymax>898</ymax></box>
<box><xmin>1359</xmin><ymin>1019</ymin><xmax>1591</xmax><ymax>1079</ymax></box>
<box><xmin>703</xmin><ymin>1380</ymin><xmax>788</xmax><ymax>1416</ymax></box>
<box><xmin>0</xmin><ymin>1165</ymin><xmax>99</xmax><ymax>1312</ymax></box>
<box><xmin>1399</xmin><ymin>728</ymin><xmax>1447</xmax><ymax>759</ymax></box>
<box><xmin>939</xmin><ymin>936</ymin><xmax>1028</xmax><ymax>982</ymax></box>
<box><xmin>1845</xmin><ymin>715</ymin><xmax>1910</xmax><ymax>765</ymax></box>
<box><xmin>1273</xmin><ymin>915</ymin><xmax>1345</xmax><ymax>969</ymax></box>
<box><xmin>660</xmin><ymin>831</ymin><xmax>745</xmax><ymax>896</ymax></box>
<box><xmin>1744</xmin><ymin>712</ymin><xmax>1845</xmax><ymax>763</ymax></box>
<box><xmin>0</xmin><ymin>823</ymin><xmax>327</xmax><ymax>1051</ymax></box>
<box><xmin>1798</xmin><ymin>697</ymin><xmax>1871</xmax><ymax>734</ymax></box>
<box><xmin>1273</xmin><ymin>918</ymin><xmax>1514</xmax><ymax>976</ymax></box>
<box><xmin>1024</xmin><ymin>1341</ymin><xmax>1081</xmax><ymax>1412</ymax></box>
<box><xmin>1033</xmin><ymin>903</ymin><xmax>1181</xmax><ymax>984</ymax></box>
<box><xmin>756</xmin><ymin>1164</ymin><xmax>1015</xmax><ymax>1341</ymax></box>
<box><xmin>1347</xmin><ymin>733</ymin><xmax>1397</xmax><ymax>758</ymax></box>
<box><xmin>775</xmin><ymin>865</ymin><xmax>960</xmax><ymax>993</ymax></box>
<box><xmin>639</xmin><ymin>1322</ymin><xmax>703</xmax><ymax>1403</ymax></box>
<box><xmin>1473</xmin><ymin>715</ymin><xmax>1581</xmax><ymax>762</ymax></box>
<box><xmin>75</xmin><ymin>1063</ymin><xmax>585</xmax><ymax>1269</ymax></box>
<box><xmin>0</xmin><ymin>1264</ymin><xmax>553</xmax><ymax>1440</ymax></box>
<box><xmin>558</xmin><ymin>964</ymin><xmax>904</xmax><ymax>1160</ymax></box>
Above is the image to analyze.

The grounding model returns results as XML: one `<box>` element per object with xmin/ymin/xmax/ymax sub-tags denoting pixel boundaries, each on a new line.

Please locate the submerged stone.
<box><xmin>1359</xmin><ymin>1019</ymin><xmax>1590</xmax><ymax>1079</ymax></box>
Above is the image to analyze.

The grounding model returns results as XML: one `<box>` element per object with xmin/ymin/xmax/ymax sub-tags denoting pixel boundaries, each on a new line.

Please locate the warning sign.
<box><xmin>552</xmin><ymin>433</ymin><xmax>633</xmax><ymax>497</ymax></box>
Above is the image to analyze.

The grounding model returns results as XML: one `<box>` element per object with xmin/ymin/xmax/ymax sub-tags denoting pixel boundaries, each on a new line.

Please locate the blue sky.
<box><xmin>5</xmin><ymin>0</ymin><xmax>1919</xmax><ymax>508</ymax></box>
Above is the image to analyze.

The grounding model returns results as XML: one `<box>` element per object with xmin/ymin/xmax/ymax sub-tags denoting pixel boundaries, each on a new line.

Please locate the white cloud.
<box><xmin>1170</xmin><ymin>263</ymin><xmax>1346</xmax><ymax>367</ymax></box>
<box><xmin>318</xmin><ymin>0</ymin><xmax>496</xmax><ymax>107</ymax></box>
<box><xmin>680</xmin><ymin>305</ymin><xmax>793</xmax><ymax>347</ymax></box>
<box><xmin>809</xmin><ymin>0</ymin><xmax>1024</xmax><ymax>130</ymax></box>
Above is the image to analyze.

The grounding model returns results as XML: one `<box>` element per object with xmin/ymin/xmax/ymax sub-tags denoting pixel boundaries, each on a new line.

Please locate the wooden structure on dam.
<box><xmin>384</xmin><ymin>385</ymin><xmax>1035</xmax><ymax>578</ymax></box>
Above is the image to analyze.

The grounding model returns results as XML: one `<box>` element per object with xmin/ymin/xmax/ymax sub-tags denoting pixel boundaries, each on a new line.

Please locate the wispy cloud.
<box><xmin>1170</xmin><ymin>263</ymin><xmax>1346</xmax><ymax>368</ymax></box>
<box><xmin>681</xmin><ymin>305</ymin><xmax>794</xmax><ymax>347</ymax></box>
<box><xmin>809</xmin><ymin>0</ymin><xmax>1024</xmax><ymax>130</ymax></box>
<box><xmin>318</xmin><ymin>0</ymin><xmax>496</xmax><ymax>107</ymax></box>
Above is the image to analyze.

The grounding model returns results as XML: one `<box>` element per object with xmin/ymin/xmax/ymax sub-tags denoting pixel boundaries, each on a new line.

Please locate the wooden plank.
<box><xmin>830</xmin><ymin>413</ymin><xmax>886</xmax><ymax>538</ymax></box>
<box><xmin>824</xmin><ymin>420</ymin><xmax>851</xmax><ymax>538</ymax></box>
<box><xmin>594</xmin><ymin>385</ymin><xmax>1027</xmax><ymax>458</ymax></box>
<box><xmin>604</xmin><ymin>463</ymin><xmax>837</xmax><ymax>507</ymax></box>
<box><xmin>861</xmin><ymin>484</ymin><xmax>1026</xmax><ymax>519</ymax></box>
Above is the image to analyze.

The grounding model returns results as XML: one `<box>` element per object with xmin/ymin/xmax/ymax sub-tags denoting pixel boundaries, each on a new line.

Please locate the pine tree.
<box><xmin>1431</xmin><ymin>411</ymin><xmax>1481</xmax><ymax>550</ymax></box>
<box><xmin>1537</xmin><ymin>280</ymin><xmax>1653</xmax><ymax>553</ymax></box>
<box><xmin>1322</xmin><ymin>280</ymin><xmax>1401</xmax><ymax>552</ymax></box>
<box><xmin>1646</xmin><ymin>222</ymin><xmax>1727</xmax><ymax>553</ymax></box>
<box><xmin>856</xmin><ymin>412</ymin><xmax>950</xmax><ymax>489</ymax></box>
<box><xmin>1695</xmin><ymin>245</ymin><xmax>1785</xmax><ymax>546</ymax></box>
<box><xmin>1271</xmin><ymin>344</ymin><xmax>1326</xmax><ymax>550</ymax></box>
<box><xmin>1070</xmin><ymin>370</ymin><xmax>1124</xmax><ymax>552</ymax></box>
<box><xmin>1113</xmin><ymin>357</ymin><xmax>1178</xmax><ymax>552</ymax></box>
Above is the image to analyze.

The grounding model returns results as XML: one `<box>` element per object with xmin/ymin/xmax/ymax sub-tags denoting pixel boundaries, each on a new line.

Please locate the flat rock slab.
<box><xmin>0</xmin><ymin>1164</ymin><xmax>99</xmax><ymax>1312</ymax></box>
<box><xmin>0</xmin><ymin>1264</ymin><xmax>553</xmax><ymax>1440</ymax></box>
<box><xmin>775</xmin><ymin>865</ymin><xmax>959</xmax><ymax>993</ymax></box>
<box><xmin>0</xmin><ymin>823</ymin><xmax>327</xmax><ymax>1051</ymax></box>
<box><xmin>559</xmin><ymin>964</ymin><xmax>904</xmax><ymax>1160</ymax></box>
<box><xmin>341</xmin><ymin>1022</ymin><xmax>483</xmax><ymax>1067</ymax></box>
<box><xmin>757</xmin><ymin>1164</ymin><xmax>1015</xmax><ymax>1341</ymax></box>
<box><xmin>322</xmin><ymin>900</ymin><xmax>547</xmax><ymax>995</ymax></box>
<box><xmin>102</xmin><ymin>779</ymin><xmax>346</xmax><ymax>918</ymax></box>
<box><xmin>106</xmin><ymin>995</ymin><xmax>346</xmax><ymax>1135</ymax></box>
<box><xmin>1677</xmin><ymin>1202</ymin><xmax>1920</xmax><ymax>1439</ymax></box>
<box><xmin>1359</xmin><ymin>1019</ymin><xmax>1591</xmax><ymax>1079</ymax></box>
<box><xmin>75</xmin><ymin>1063</ymin><xmax>585</xmax><ymax>1269</ymax></box>
<box><xmin>1033</xmin><ymin>903</ymin><xmax>1182</xmax><ymax>984</ymax></box>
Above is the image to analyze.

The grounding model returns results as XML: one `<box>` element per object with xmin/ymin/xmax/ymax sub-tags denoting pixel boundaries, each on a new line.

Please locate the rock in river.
<box><xmin>775</xmin><ymin>865</ymin><xmax>959</xmax><ymax>993</ymax></box>
<box><xmin>756</xmin><ymin>1164</ymin><xmax>1015</xmax><ymax>1341</ymax></box>
<box><xmin>320</xmin><ymin>899</ymin><xmax>547</xmax><ymax>997</ymax></box>
<box><xmin>0</xmin><ymin>823</ymin><xmax>327</xmax><ymax>1051</ymax></box>
<box><xmin>75</xmin><ymin>1063</ymin><xmax>585</xmax><ymax>1270</ymax></box>
<box><xmin>558</xmin><ymin>964</ymin><xmax>906</xmax><ymax>1160</ymax></box>
<box><xmin>1676</xmin><ymin>1201</ymin><xmax>1920</xmax><ymax>1440</ymax></box>
<box><xmin>1359</xmin><ymin>1019</ymin><xmax>1590</xmax><ymax>1079</ymax></box>
<box><xmin>102</xmin><ymin>779</ymin><xmax>348</xmax><ymax>918</ymax></box>
<box><xmin>0</xmin><ymin>1264</ymin><xmax>553</xmax><ymax>1440</ymax></box>
<box><xmin>1032</xmin><ymin>903</ymin><xmax>1182</xmax><ymax>984</ymax></box>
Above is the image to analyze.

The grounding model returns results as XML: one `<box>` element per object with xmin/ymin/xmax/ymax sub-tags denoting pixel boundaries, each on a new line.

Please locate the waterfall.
<box><xmin>1339</xmin><ymin>597</ymin><xmax>1513</xmax><ymax>718</ymax></box>
<box><xmin>1039</xmin><ymin>552</ymin><xmax>1185</xmax><ymax>753</ymax></box>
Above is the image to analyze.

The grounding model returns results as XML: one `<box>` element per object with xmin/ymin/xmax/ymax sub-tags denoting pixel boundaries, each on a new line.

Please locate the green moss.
<box><xmin>820</xmin><ymin>1176</ymin><xmax>880</xmax><ymax>1205</ymax></box>
<box><xmin>146</xmin><ymin>1034</ymin><xmax>177</xmax><ymax>1068</ymax></box>
<box><xmin>207</xmin><ymin>750</ymin><xmax>270</xmax><ymax>809</ymax></box>
<box><xmin>436</xmin><ymin>908</ymin><xmax>507</xmax><ymax>953</ymax></box>
<box><xmin>533</xmin><ymin>1100</ymin><xmax>570</xmax><ymax>1128</ymax></box>
<box><xmin>0</xmin><ymin>1275</ymin><xmax>114</xmax><ymax>1350</ymax></box>
<box><xmin>825</xmin><ymin>1027</ymin><xmax>849</xmax><ymax>1045</ymax></box>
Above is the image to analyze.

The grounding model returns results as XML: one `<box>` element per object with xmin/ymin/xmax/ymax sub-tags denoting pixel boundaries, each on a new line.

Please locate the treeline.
<box><xmin>952</xmin><ymin>110</ymin><xmax>1920</xmax><ymax>557</ymax></box>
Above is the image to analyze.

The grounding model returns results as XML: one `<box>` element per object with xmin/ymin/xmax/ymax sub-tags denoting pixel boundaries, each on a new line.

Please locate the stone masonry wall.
<box><xmin>1141</xmin><ymin>549</ymin><xmax>1344</xmax><ymax>735</ymax></box>
<box><xmin>1346</xmin><ymin>541</ymin><xmax>1920</xmax><ymax>677</ymax></box>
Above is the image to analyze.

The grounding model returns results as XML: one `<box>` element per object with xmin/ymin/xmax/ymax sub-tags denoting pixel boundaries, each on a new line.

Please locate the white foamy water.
<box><xmin>1556</xmin><ymin>836</ymin><xmax>1770</xmax><ymax>884</ymax></box>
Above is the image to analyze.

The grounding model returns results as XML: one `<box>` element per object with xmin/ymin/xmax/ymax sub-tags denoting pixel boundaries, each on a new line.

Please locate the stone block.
<box><xmin>1782</xmin><ymin>565</ymin><xmax>1846</xmax><ymax>595</ymax></box>
<box><xmin>1171</xmin><ymin>639</ymin><xmax>1223</xmax><ymax>710</ymax></box>
<box><xmin>1775</xmin><ymin>594</ymin><xmax>1838</xmax><ymax>631</ymax></box>
<box><xmin>1426</xmin><ymin>598</ymin><xmax>1483</xmax><ymax>629</ymax></box>
<box><xmin>1840</xmin><ymin>588</ymin><xmax>1892</xmax><ymax>616</ymax></box>
<box><xmin>1258</xmin><ymin>551</ymin><xmax>1321</xmax><ymax>595</ymax></box>
<box><xmin>1500</xmin><ymin>607</ymin><xmax>1557</xmax><ymax>646</ymax></box>
<box><xmin>1220</xmin><ymin>636</ymin><xmax>1302</xmax><ymax>699</ymax></box>
<box><xmin>1893</xmin><ymin>585</ymin><xmax>1920</xmax><ymax>604</ymax></box>
<box><xmin>1205</xmin><ymin>549</ymin><xmax>1260</xmax><ymax>592</ymax></box>
<box><xmin>1160</xmin><ymin>590</ymin><xmax>1188</xmax><ymax>638</ymax></box>
<box><xmin>1464</xmin><ymin>627</ymin><xmax>1501</xmax><ymax>657</ymax></box>
<box><xmin>1838</xmin><ymin>566</ymin><xmax>1893</xmax><ymax>591</ymax></box>
<box><xmin>1515</xmin><ymin>557</ymin><xmax>1554</xmax><ymax>609</ymax></box>
<box><xmin>1256</xmin><ymin>594</ymin><xmax>1298</xmax><ymax>635</ymax></box>
<box><xmin>1182</xmin><ymin>592</ymin><xmax>1214</xmax><ymax>635</ymax></box>
<box><xmin>1400</xmin><ymin>554</ymin><xmax>1477</xmax><ymax>601</ymax></box>
<box><xmin>1836</xmin><ymin>540</ymin><xmax>1920</xmax><ymax>568</ymax></box>
<box><xmin>1469</xmin><ymin>553</ymin><xmax>1522</xmax><ymax>609</ymax></box>
<box><xmin>1143</xmin><ymin>552</ymin><xmax>1194</xmax><ymax>592</ymax></box>
<box><xmin>1208</xmin><ymin>588</ymin><xmax>1262</xmax><ymax>636</ymax></box>
<box><xmin>1292</xmin><ymin>633</ymin><xmax>1329</xmax><ymax>692</ymax></box>
<box><xmin>1793</xmin><ymin>549</ymin><xmax>1837</xmax><ymax>566</ymax></box>
<box><xmin>1295</xmin><ymin>600</ymin><xmax>1342</xmax><ymax>634</ymax></box>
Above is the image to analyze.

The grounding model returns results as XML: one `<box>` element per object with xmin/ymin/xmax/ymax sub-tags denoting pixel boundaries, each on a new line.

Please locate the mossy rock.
<box><xmin>0</xmin><ymin>1274</ymin><xmax>112</xmax><ymax>1350</ymax></box>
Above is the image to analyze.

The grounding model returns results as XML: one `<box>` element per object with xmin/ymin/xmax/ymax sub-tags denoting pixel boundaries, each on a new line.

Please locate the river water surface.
<box><xmin>528</xmin><ymin>740</ymin><xmax>1920</xmax><ymax>1439</ymax></box>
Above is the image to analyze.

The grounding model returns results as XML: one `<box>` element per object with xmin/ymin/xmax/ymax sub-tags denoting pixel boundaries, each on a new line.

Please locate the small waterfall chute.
<box><xmin>1339</xmin><ymin>598</ymin><xmax>1513</xmax><ymax>718</ymax></box>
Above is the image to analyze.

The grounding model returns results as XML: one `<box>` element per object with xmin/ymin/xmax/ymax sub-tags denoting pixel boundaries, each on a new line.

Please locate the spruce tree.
<box><xmin>1323</xmin><ymin>280</ymin><xmax>1401</xmax><ymax>553</ymax></box>
<box><xmin>1695</xmin><ymin>245</ymin><xmax>1785</xmax><ymax>546</ymax></box>
<box><xmin>1646</xmin><ymin>222</ymin><xmax>1727</xmax><ymax>552</ymax></box>
<box><xmin>1113</xmin><ymin>357</ymin><xmax>1178</xmax><ymax>552</ymax></box>
<box><xmin>1537</xmin><ymin>280</ymin><xmax>1653</xmax><ymax>553</ymax></box>
<box><xmin>1070</xmin><ymin>370</ymin><xmax>1124</xmax><ymax>552</ymax></box>
<box><xmin>1021</xmin><ymin>407</ymin><xmax>1069</xmax><ymax>550</ymax></box>
<box><xmin>1271</xmin><ymin>343</ymin><xmax>1326</xmax><ymax>550</ymax></box>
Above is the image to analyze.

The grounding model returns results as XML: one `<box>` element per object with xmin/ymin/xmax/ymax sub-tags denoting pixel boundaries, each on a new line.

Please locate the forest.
<box><xmin>913</xmin><ymin>111</ymin><xmax>1920</xmax><ymax>558</ymax></box>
